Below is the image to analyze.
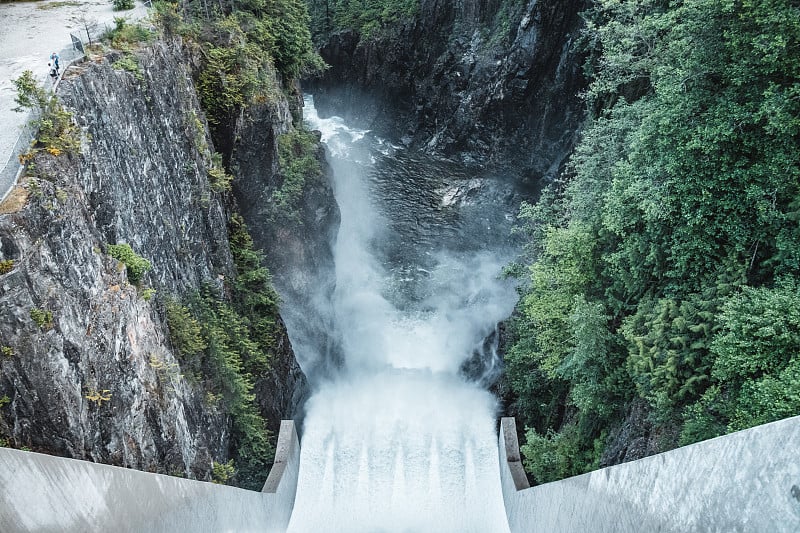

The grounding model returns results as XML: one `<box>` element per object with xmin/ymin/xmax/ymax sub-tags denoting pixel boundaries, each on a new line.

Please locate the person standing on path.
<box><xmin>50</xmin><ymin>52</ymin><xmax>60</xmax><ymax>73</ymax></box>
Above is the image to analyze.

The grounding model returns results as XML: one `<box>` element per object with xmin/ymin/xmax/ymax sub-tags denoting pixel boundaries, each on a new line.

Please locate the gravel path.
<box><xmin>0</xmin><ymin>0</ymin><xmax>149</xmax><ymax>201</ymax></box>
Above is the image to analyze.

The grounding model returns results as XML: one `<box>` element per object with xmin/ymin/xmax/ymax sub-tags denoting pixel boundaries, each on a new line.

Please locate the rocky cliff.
<box><xmin>0</xmin><ymin>38</ymin><xmax>307</xmax><ymax>482</ymax></box>
<box><xmin>308</xmin><ymin>0</ymin><xmax>587</xmax><ymax>178</ymax></box>
<box><xmin>231</xmin><ymin>85</ymin><xmax>342</xmax><ymax>382</ymax></box>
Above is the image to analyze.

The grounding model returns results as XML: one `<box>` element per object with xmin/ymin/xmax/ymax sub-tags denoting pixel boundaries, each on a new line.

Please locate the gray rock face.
<box><xmin>308</xmin><ymin>0</ymin><xmax>587</xmax><ymax>177</ymax></box>
<box><xmin>0</xmin><ymin>39</ymin><xmax>306</xmax><ymax>480</ymax></box>
<box><xmin>62</xmin><ymin>46</ymin><xmax>234</xmax><ymax>293</ymax></box>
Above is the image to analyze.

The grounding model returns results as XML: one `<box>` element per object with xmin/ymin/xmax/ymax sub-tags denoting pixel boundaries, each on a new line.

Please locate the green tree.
<box><xmin>273</xmin><ymin>127</ymin><xmax>323</xmax><ymax>222</ymax></box>
<box><xmin>622</xmin><ymin>292</ymin><xmax>718</xmax><ymax>421</ymax></box>
<box><xmin>13</xmin><ymin>70</ymin><xmax>80</xmax><ymax>155</ymax></box>
<box><xmin>306</xmin><ymin>0</ymin><xmax>419</xmax><ymax>41</ymax></box>
<box><xmin>163</xmin><ymin>218</ymin><xmax>284</xmax><ymax>490</ymax></box>
<box><xmin>506</xmin><ymin>0</ymin><xmax>800</xmax><ymax>481</ymax></box>
<box><xmin>106</xmin><ymin>243</ymin><xmax>152</xmax><ymax>285</ymax></box>
<box><xmin>165</xmin><ymin>299</ymin><xmax>207</xmax><ymax>360</ymax></box>
<box><xmin>711</xmin><ymin>281</ymin><xmax>800</xmax><ymax>386</ymax></box>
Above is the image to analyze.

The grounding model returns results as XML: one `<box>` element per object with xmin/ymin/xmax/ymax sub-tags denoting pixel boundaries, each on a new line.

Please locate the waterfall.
<box><xmin>286</xmin><ymin>96</ymin><xmax>515</xmax><ymax>532</ymax></box>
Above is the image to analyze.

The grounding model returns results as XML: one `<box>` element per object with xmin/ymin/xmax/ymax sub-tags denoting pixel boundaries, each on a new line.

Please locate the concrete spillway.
<box><xmin>0</xmin><ymin>421</ymin><xmax>300</xmax><ymax>532</ymax></box>
<box><xmin>285</xmin><ymin>372</ymin><xmax>511</xmax><ymax>532</ymax></box>
<box><xmin>1</xmin><ymin>415</ymin><xmax>799</xmax><ymax>530</ymax></box>
<box><xmin>499</xmin><ymin>415</ymin><xmax>800</xmax><ymax>532</ymax></box>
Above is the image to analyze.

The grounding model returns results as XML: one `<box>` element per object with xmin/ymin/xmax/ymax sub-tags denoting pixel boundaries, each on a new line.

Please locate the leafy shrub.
<box><xmin>727</xmin><ymin>360</ymin><xmax>800</xmax><ymax>432</ymax></box>
<box><xmin>106</xmin><ymin>243</ymin><xmax>152</xmax><ymax>285</ymax></box>
<box><xmin>113</xmin><ymin>55</ymin><xmax>144</xmax><ymax>80</ymax></box>
<box><xmin>710</xmin><ymin>283</ymin><xmax>800</xmax><ymax>386</ymax></box>
<box><xmin>30</xmin><ymin>308</ymin><xmax>53</xmax><ymax>330</ymax></box>
<box><xmin>104</xmin><ymin>18</ymin><xmax>152</xmax><ymax>48</ymax></box>
<box><xmin>679</xmin><ymin>386</ymin><xmax>729</xmax><ymax>446</ymax></box>
<box><xmin>112</xmin><ymin>0</ymin><xmax>134</xmax><ymax>10</ymax></box>
<box><xmin>520</xmin><ymin>424</ymin><xmax>598</xmax><ymax>485</ymax></box>
<box><xmin>12</xmin><ymin>70</ymin><xmax>80</xmax><ymax>155</ymax></box>
<box><xmin>208</xmin><ymin>153</ymin><xmax>233</xmax><ymax>192</ymax></box>
<box><xmin>0</xmin><ymin>260</ymin><xmax>13</xmax><ymax>275</ymax></box>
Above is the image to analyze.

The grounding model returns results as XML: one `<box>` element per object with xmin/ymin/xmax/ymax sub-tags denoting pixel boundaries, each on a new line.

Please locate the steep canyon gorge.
<box><xmin>1</xmin><ymin>0</ymin><xmax>799</xmax><ymax>529</ymax></box>
<box><xmin>0</xmin><ymin>0</ymin><xmax>587</xmax><ymax>488</ymax></box>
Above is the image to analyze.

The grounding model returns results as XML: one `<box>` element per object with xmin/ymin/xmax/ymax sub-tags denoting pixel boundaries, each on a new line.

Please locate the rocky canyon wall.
<box><xmin>309</xmin><ymin>0</ymin><xmax>588</xmax><ymax>178</ymax></box>
<box><xmin>0</xmin><ymin>38</ymin><xmax>308</xmax><ymax>482</ymax></box>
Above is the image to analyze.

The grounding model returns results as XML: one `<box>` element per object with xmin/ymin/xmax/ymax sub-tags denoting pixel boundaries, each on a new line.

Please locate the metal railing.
<box><xmin>70</xmin><ymin>32</ymin><xmax>85</xmax><ymax>55</ymax></box>
<box><xmin>0</xmin><ymin>118</ymin><xmax>36</xmax><ymax>204</ymax></box>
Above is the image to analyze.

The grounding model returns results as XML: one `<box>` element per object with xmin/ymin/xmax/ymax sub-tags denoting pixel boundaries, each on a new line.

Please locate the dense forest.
<box><xmin>305</xmin><ymin>0</ymin><xmax>419</xmax><ymax>41</ymax></box>
<box><xmin>505</xmin><ymin>0</ymin><xmax>800</xmax><ymax>483</ymax></box>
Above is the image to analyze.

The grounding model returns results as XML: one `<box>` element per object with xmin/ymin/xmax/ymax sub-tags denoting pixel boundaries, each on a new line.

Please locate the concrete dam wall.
<box><xmin>3</xmin><ymin>414</ymin><xmax>799</xmax><ymax>531</ymax></box>
<box><xmin>499</xmin><ymin>416</ymin><xmax>800</xmax><ymax>532</ymax></box>
<box><xmin>0</xmin><ymin>420</ymin><xmax>300</xmax><ymax>532</ymax></box>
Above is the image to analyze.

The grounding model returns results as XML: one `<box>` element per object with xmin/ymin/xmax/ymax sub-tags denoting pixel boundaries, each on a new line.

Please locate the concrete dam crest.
<box><xmin>1</xmin><ymin>415</ymin><xmax>798</xmax><ymax>531</ymax></box>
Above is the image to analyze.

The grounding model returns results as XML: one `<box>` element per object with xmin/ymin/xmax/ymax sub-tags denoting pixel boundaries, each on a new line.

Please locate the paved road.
<box><xmin>0</xmin><ymin>0</ymin><xmax>149</xmax><ymax>202</ymax></box>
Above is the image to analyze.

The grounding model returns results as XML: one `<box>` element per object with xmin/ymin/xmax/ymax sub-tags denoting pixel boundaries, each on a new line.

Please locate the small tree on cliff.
<box><xmin>72</xmin><ymin>11</ymin><xmax>99</xmax><ymax>46</ymax></box>
<box><xmin>12</xmin><ymin>70</ymin><xmax>79</xmax><ymax>155</ymax></box>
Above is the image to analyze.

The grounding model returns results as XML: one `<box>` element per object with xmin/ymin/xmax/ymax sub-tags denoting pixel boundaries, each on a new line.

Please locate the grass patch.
<box><xmin>112</xmin><ymin>54</ymin><xmax>143</xmax><ymax>80</ymax></box>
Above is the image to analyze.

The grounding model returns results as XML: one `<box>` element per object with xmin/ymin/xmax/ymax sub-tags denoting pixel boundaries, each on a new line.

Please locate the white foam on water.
<box><xmin>287</xmin><ymin>372</ymin><xmax>510</xmax><ymax>532</ymax></box>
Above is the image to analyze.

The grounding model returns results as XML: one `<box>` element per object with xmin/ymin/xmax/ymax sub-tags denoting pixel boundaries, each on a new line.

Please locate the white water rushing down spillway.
<box><xmin>286</xmin><ymin>97</ymin><xmax>516</xmax><ymax>532</ymax></box>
